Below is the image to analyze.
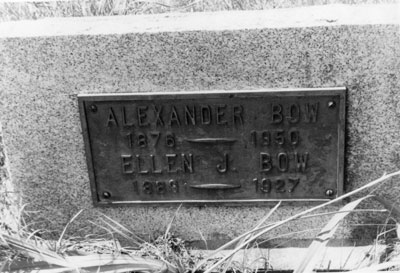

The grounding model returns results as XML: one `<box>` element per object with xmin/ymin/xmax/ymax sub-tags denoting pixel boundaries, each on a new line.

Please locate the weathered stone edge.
<box><xmin>0</xmin><ymin>4</ymin><xmax>399</xmax><ymax>38</ymax></box>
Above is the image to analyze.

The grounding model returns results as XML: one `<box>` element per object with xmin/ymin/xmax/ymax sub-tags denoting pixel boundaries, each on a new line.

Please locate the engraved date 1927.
<box><xmin>253</xmin><ymin>177</ymin><xmax>300</xmax><ymax>193</ymax></box>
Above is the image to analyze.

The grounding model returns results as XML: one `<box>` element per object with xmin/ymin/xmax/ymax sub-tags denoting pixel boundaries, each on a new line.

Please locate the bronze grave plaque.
<box><xmin>79</xmin><ymin>88</ymin><xmax>345</xmax><ymax>206</ymax></box>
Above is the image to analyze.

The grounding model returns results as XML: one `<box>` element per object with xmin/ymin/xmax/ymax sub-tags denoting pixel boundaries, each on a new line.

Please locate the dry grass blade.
<box><xmin>346</xmin><ymin>259</ymin><xmax>400</xmax><ymax>273</ymax></box>
<box><xmin>3</xmin><ymin>260</ymin><xmax>74</xmax><ymax>273</ymax></box>
<box><xmin>373</xmin><ymin>196</ymin><xmax>400</xmax><ymax>221</ymax></box>
<box><xmin>64</xmin><ymin>254</ymin><xmax>173</xmax><ymax>269</ymax></box>
<box><xmin>194</xmin><ymin>222</ymin><xmax>275</xmax><ymax>270</ymax></box>
<box><xmin>258</xmin><ymin>227</ymin><xmax>321</xmax><ymax>248</ymax></box>
<box><xmin>4</xmin><ymin>267</ymin><xmax>73</xmax><ymax>273</ymax></box>
<box><xmin>97</xmin><ymin>215</ymin><xmax>178</xmax><ymax>271</ymax></box>
<box><xmin>98</xmin><ymin>213</ymin><xmax>145</xmax><ymax>245</ymax></box>
<box><xmin>243</xmin><ymin>201</ymin><xmax>281</xmax><ymax>242</ymax></box>
<box><xmin>26</xmin><ymin>229</ymin><xmax>45</xmax><ymax>241</ymax></box>
<box><xmin>195</xmin><ymin>205</ymin><xmax>286</xmax><ymax>264</ymax></box>
<box><xmin>56</xmin><ymin>209</ymin><xmax>83</xmax><ymax>252</ymax></box>
<box><xmin>165</xmin><ymin>204</ymin><xmax>182</xmax><ymax>238</ymax></box>
<box><xmin>221</xmin><ymin>201</ymin><xmax>281</xmax><ymax>273</ymax></box>
<box><xmin>372</xmin><ymin>195</ymin><xmax>400</xmax><ymax>240</ymax></box>
<box><xmin>196</xmin><ymin>209</ymin><xmax>376</xmax><ymax>270</ymax></box>
<box><xmin>98</xmin><ymin>218</ymin><xmax>134</xmax><ymax>243</ymax></box>
<box><xmin>84</xmin><ymin>264</ymin><xmax>168</xmax><ymax>273</ymax></box>
<box><xmin>0</xmin><ymin>233</ymin><xmax>70</xmax><ymax>267</ymax></box>
<box><xmin>197</xmin><ymin>170</ymin><xmax>400</xmax><ymax>273</ymax></box>
<box><xmin>293</xmin><ymin>195</ymin><xmax>372</xmax><ymax>273</ymax></box>
<box><xmin>197</xmin><ymin>228</ymin><xmax>208</xmax><ymax>250</ymax></box>
<box><xmin>0</xmin><ymin>260</ymin><xmax>8</xmax><ymax>273</ymax></box>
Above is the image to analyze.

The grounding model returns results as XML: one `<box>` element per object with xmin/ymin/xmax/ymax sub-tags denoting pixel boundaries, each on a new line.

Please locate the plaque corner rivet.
<box><xmin>325</xmin><ymin>189</ymin><xmax>334</xmax><ymax>197</ymax></box>
<box><xmin>328</xmin><ymin>101</ymin><xmax>336</xmax><ymax>108</ymax></box>
<box><xmin>90</xmin><ymin>104</ymin><xmax>98</xmax><ymax>113</ymax></box>
<box><xmin>103</xmin><ymin>191</ymin><xmax>111</xmax><ymax>199</ymax></box>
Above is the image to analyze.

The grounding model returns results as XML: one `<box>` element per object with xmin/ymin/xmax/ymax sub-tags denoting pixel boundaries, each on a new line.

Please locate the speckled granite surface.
<box><xmin>0</xmin><ymin>123</ymin><xmax>17</xmax><ymax>230</ymax></box>
<box><xmin>0</xmin><ymin>5</ymin><xmax>399</xmax><ymax>245</ymax></box>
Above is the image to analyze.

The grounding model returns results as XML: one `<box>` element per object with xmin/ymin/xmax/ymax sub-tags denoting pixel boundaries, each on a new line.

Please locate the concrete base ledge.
<box><xmin>0</xmin><ymin>4</ymin><xmax>399</xmax><ymax>38</ymax></box>
<box><xmin>193</xmin><ymin>245</ymin><xmax>386</xmax><ymax>270</ymax></box>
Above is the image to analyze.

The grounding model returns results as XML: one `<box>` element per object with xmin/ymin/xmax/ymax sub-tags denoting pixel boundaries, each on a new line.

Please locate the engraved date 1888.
<box><xmin>132</xmin><ymin>180</ymin><xmax>180</xmax><ymax>195</ymax></box>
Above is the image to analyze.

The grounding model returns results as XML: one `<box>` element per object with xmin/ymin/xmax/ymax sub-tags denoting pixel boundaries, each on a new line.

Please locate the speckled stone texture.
<box><xmin>0</xmin><ymin>5</ymin><xmax>399</xmax><ymax>246</ymax></box>
<box><xmin>0</xmin><ymin>123</ymin><xmax>17</xmax><ymax>230</ymax></box>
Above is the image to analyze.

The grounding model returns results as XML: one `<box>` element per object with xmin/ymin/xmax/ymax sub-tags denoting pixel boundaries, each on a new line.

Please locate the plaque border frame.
<box><xmin>78</xmin><ymin>87</ymin><xmax>346</xmax><ymax>206</ymax></box>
